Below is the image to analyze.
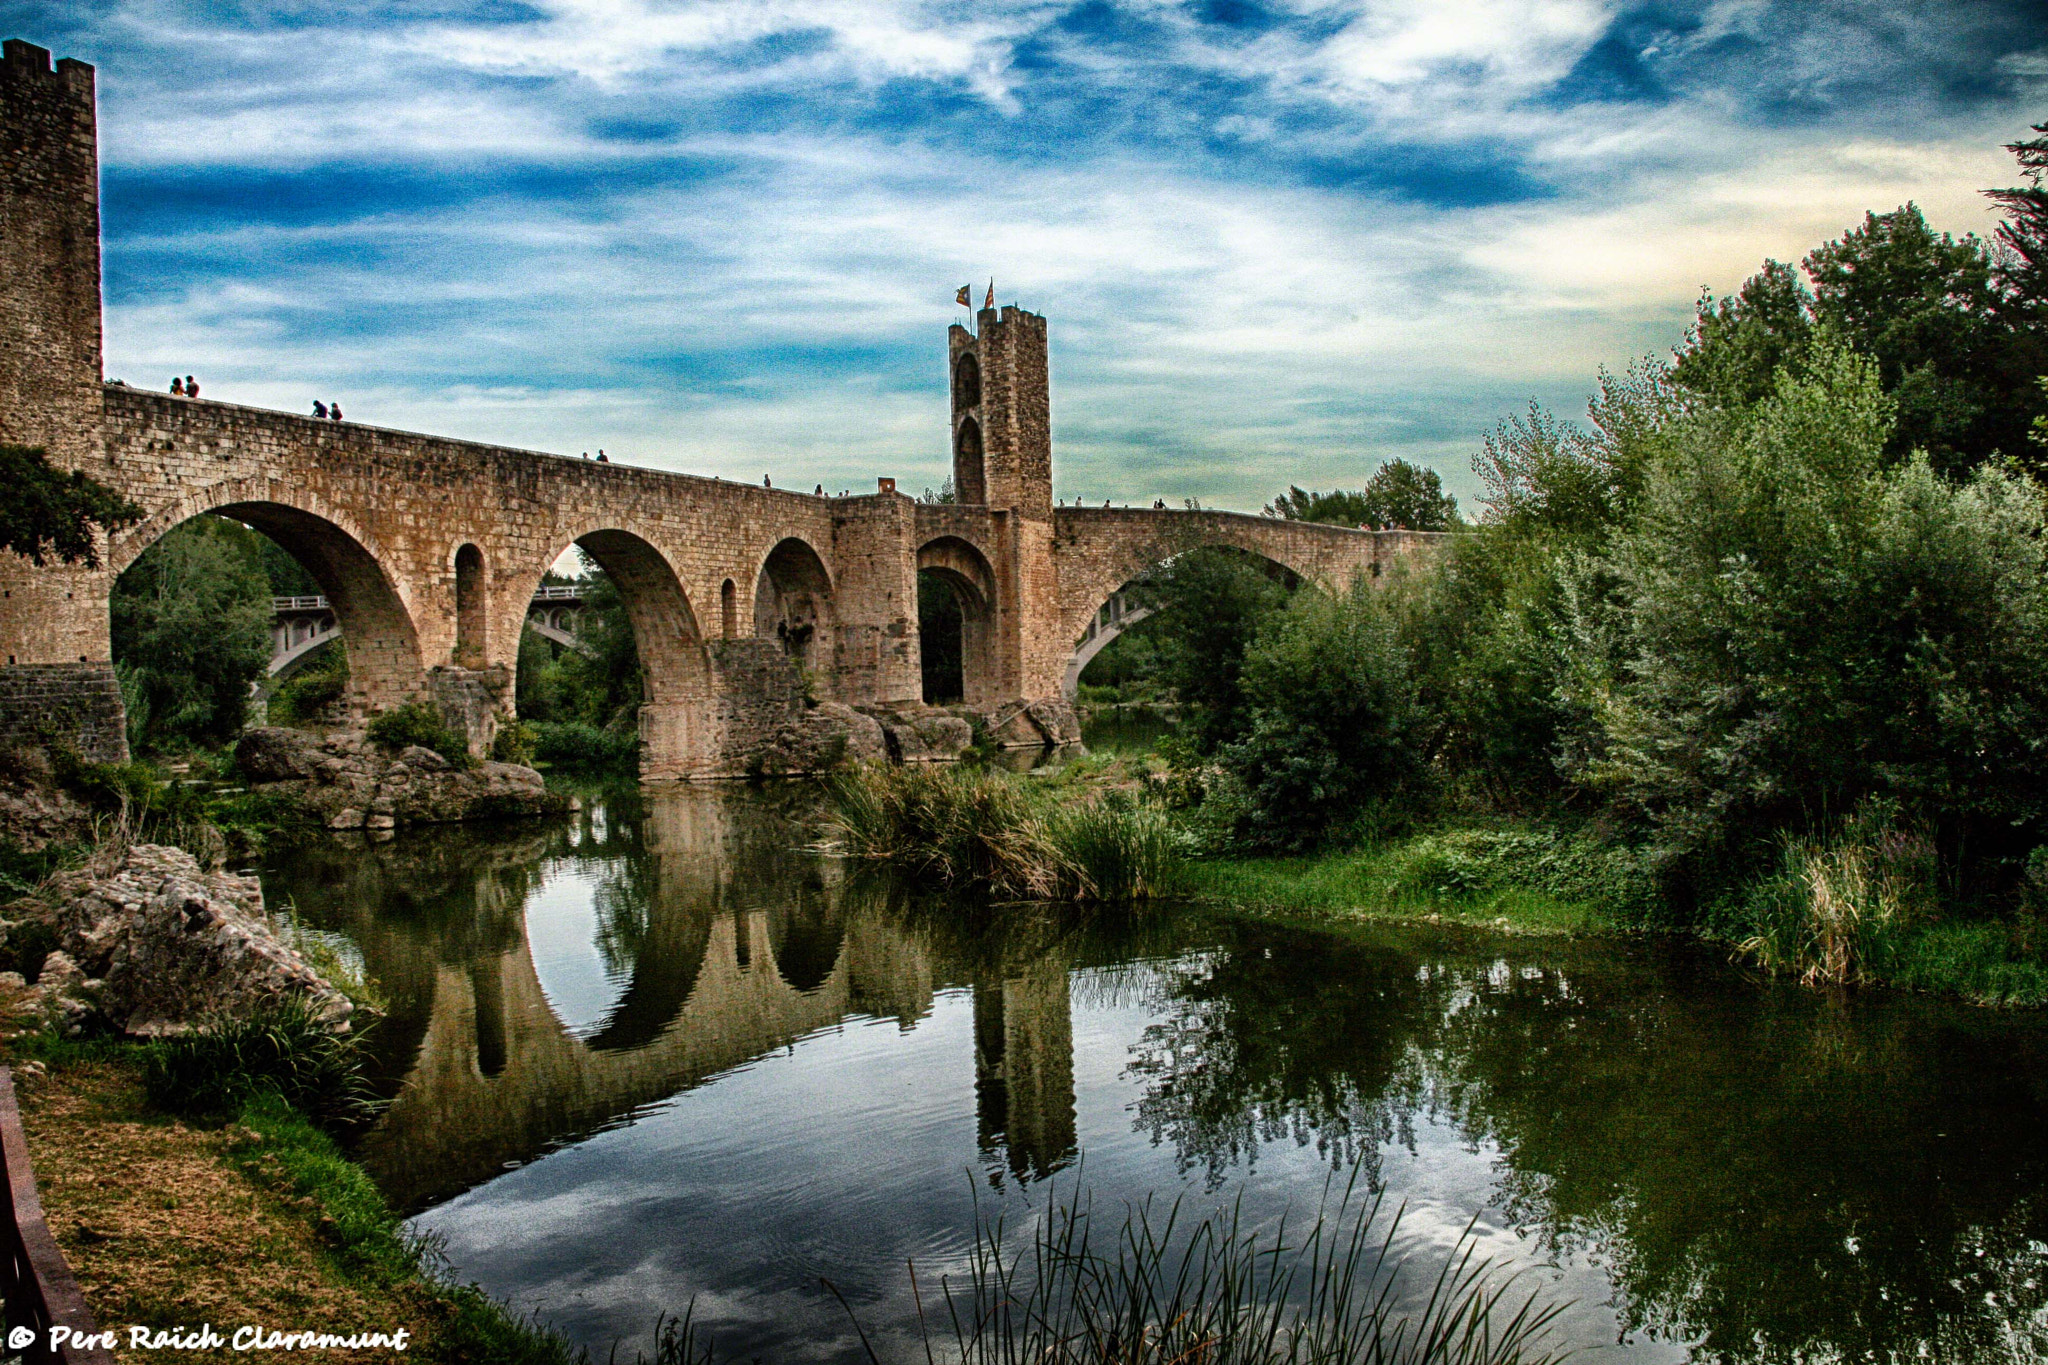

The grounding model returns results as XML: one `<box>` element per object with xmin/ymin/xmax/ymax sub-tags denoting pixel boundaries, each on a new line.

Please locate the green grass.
<box><xmin>226</xmin><ymin>1093</ymin><xmax>585</xmax><ymax>1365</ymax></box>
<box><xmin>1187</xmin><ymin>831</ymin><xmax>1626</xmax><ymax>936</ymax></box>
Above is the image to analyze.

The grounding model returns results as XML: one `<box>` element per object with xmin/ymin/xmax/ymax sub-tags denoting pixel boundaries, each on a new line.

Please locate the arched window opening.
<box><xmin>954</xmin><ymin>416</ymin><xmax>986</xmax><ymax>506</ymax></box>
<box><xmin>720</xmin><ymin>578</ymin><xmax>737</xmax><ymax>639</ymax></box>
<box><xmin>454</xmin><ymin>543</ymin><xmax>486</xmax><ymax>668</ymax></box>
<box><xmin>953</xmin><ymin>352</ymin><xmax>981</xmax><ymax>410</ymax></box>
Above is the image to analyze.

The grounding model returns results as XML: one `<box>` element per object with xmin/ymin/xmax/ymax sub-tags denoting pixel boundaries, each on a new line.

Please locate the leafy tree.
<box><xmin>1674</xmin><ymin>204</ymin><xmax>2047</xmax><ymax>478</ymax></box>
<box><xmin>1985</xmin><ymin>120</ymin><xmax>2048</xmax><ymax>309</ymax></box>
<box><xmin>1221</xmin><ymin>577</ymin><xmax>1428</xmax><ymax>849</ymax></box>
<box><xmin>1566</xmin><ymin>340</ymin><xmax>2048</xmax><ymax>879</ymax></box>
<box><xmin>1669</xmin><ymin>259</ymin><xmax>1813</xmax><ymax>406</ymax></box>
<box><xmin>1125</xmin><ymin>546</ymin><xmax>1294</xmax><ymax>752</ymax></box>
<box><xmin>111</xmin><ymin>516</ymin><xmax>273</xmax><ymax>750</ymax></box>
<box><xmin>516</xmin><ymin>559</ymin><xmax>643</xmax><ymax>734</ymax></box>
<box><xmin>0</xmin><ymin>444</ymin><xmax>141</xmax><ymax>566</ymax></box>
<box><xmin>1265</xmin><ymin>459</ymin><xmax>1460</xmax><ymax>531</ymax></box>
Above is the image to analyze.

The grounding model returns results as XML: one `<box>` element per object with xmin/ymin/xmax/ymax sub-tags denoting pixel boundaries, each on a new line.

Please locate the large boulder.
<box><xmin>857</xmin><ymin>703</ymin><xmax>975</xmax><ymax>762</ymax></box>
<box><xmin>15</xmin><ymin>843</ymin><xmax>351</xmax><ymax>1037</ymax></box>
<box><xmin>233</xmin><ymin>727</ymin><xmax>562</xmax><ymax>828</ymax></box>
<box><xmin>753</xmin><ymin>702</ymin><xmax>889</xmax><ymax>776</ymax></box>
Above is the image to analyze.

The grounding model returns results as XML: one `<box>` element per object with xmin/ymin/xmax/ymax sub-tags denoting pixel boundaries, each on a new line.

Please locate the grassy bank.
<box><xmin>12</xmin><ymin>1039</ymin><xmax>581</xmax><ymax>1364</ymax></box>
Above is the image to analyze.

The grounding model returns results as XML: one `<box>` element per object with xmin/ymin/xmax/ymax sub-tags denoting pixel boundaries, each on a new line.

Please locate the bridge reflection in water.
<box><xmin>262</xmin><ymin>787</ymin><xmax>1088</xmax><ymax>1211</ymax></box>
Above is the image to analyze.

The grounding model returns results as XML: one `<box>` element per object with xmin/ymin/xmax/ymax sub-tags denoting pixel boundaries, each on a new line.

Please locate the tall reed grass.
<box><xmin>828</xmin><ymin>763</ymin><xmax>1185</xmax><ymax>902</ymax></box>
<box><xmin>648</xmin><ymin>1174</ymin><xmax>1569</xmax><ymax>1365</ymax></box>
<box><xmin>142</xmin><ymin>1000</ymin><xmax>379</xmax><ymax>1128</ymax></box>
<box><xmin>930</xmin><ymin>1177</ymin><xmax>1570</xmax><ymax>1365</ymax></box>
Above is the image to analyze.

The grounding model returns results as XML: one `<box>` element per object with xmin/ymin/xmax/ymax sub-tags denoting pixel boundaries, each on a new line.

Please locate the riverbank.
<box><xmin>9</xmin><ymin>1042</ymin><xmax>582</xmax><ymax>1364</ymax></box>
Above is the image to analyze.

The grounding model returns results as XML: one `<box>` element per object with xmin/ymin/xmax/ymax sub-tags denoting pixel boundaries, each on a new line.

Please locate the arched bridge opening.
<box><xmin>1062</xmin><ymin>544</ymin><xmax>1303</xmax><ymax>702</ymax></box>
<box><xmin>917</xmin><ymin>536</ymin><xmax>999</xmax><ymax>706</ymax></box>
<box><xmin>753</xmin><ymin>538</ymin><xmax>836</xmax><ymax>687</ymax></box>
<box><xmin>108</xmin><ymin>501</ymin><xmax>424</xmax><ymax>748</ymax></box>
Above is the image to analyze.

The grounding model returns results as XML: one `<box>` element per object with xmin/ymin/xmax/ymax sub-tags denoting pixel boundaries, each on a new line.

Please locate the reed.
<box><xmin>828</xmin><ymin>763</ymin><xmax>1186</xmax><ymax>902</ymax></box>
<box><xmin>929</xmin><ymin>1174</ymin><xmax>1572</xmax><ymax>1365</ymax></box>
<box><xmin>142</xmin><ymin>1000</ymin><xmax>379</xmax><ymax>1128</ymax></box>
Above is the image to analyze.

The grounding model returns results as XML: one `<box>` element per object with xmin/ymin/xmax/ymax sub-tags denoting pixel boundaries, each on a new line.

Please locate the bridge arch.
<box><xmin>109</xmin><ymin>482</ymin><xmax>425</xmax><ymax>717</ymax></box>
<box><xmin>518</xmin><ymin>528</ymin><xmax>714</xmax><ymax>780</ymax></box>
<box><xmin>1058</xmin><ymin>538</ymin><xmax>1306</xmax><ymax>701</ymax></box>
<box><xmin>917</xmin><ymin>536</ymin><xmax>999</xmax><ymax>706</ymax></box>
<box><xmin>753</xmin><ymin>537</ymin><xmax>836</xmax><ymax>684</ymax></box>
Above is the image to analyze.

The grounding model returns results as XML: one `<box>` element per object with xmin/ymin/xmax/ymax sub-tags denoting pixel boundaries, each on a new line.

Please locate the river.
<box><xmin>259</xmin><ymin>782</ymin><xmax>2048</xmax><ymax>1364</ymax></box>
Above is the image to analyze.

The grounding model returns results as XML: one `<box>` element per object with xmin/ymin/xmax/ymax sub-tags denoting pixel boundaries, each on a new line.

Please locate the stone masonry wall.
<box><xmin>0</xmin><ymin>663</ymin><xmax>127</xmax><ymax>764</ymax></box>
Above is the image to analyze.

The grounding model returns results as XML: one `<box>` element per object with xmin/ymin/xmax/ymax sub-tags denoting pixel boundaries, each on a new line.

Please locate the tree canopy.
<box><xmin>0</xmin><ymin>444</ymin><xmax>142</xmax><ymax>567</ymax></box>
<box><xmin>1264</xmin><ymin>459</ymin><xmax>1460</xmax><ymax>531</ymax></box>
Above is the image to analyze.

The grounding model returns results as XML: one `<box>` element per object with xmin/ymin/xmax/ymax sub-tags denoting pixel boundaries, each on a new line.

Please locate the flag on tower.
<box><xmin>955</xmin><ymin>285</ymin><xmax>971</xmax><ymax>307</ymax></box>
<box><xmin>984</xmin><ymin>279</ymin><xmax>995</xmax><ymax>310</ymax></box>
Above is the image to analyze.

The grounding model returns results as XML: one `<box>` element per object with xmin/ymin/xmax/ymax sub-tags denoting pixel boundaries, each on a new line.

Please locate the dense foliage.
<box><xmin>515</xmin><ymin>559</ymin><xmax>644</xmax><ymax>769</ymax></box>
<box><xmin>1088</xmin><ymin>130</ymin><xmax>2048</xmax><ymax>994</ymax></box>
<box><xmin>112</xmin><ymin>516</ymin><xmax>282</xmax><ymax>752</ymax></box>
<box><xmin>0</xmin><ymin>443</ymin><xmax>141</xmax><ymax>566</ymax></box>
<box><xmin>1264</xmin><ymin>458</ymin><xmax>1460</xmax><ymax>530</ymax></box>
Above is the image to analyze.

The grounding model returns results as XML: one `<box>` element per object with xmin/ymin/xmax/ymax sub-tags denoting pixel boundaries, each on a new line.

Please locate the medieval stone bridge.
<box><xmin>0</xmin><ymin>39</ymin><xmax>1444</xmax><ymax>777</ymax></box>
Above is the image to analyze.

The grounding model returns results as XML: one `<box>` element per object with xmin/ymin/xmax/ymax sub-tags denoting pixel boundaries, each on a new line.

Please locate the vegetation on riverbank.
<box><xmin>1060</xmin><ymin>130</ymin><xmax>2048</xmax><ymax>1006</ymax></box>
<box><xmin>10</xmin><ymin>1033</ymin><xmax>584</xmax><ymax>1364</ymax></box>
<box><xmin>829</xmin><ymin>761</ymin><xmax>1185</xmax><ymax>902</ymax></box>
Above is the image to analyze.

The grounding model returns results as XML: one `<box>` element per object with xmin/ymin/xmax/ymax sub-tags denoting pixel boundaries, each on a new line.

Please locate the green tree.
<box><xmin>1985</xmin><ymin>120</ymin><xmax>2048</xmax><ymax>309</ymax></box>
<box><xmin>1127</xmin><ymin>546</ymin><xmax>1294</xmax><ymax>752</ymax></box>
<box><xmin>1674</xmin><ymin>203</ymin><xmax>2047</xmax><ymax>478</ymax></box>
<box><xmin>1567</xmin><ymin>340</ymin><xmax>2048</xmax><ymax>877</ymax></box>
<box><xmin>0</xmin><ymin>444</ymin><xmax>141</xmax><ymax>566</ymax></box>
<box><xmin>515</xmin><ymin>560</ymin><xmax>643</xmax><ymax>733</ymax></box>
<box><xmin>1222</xmin><ymin>577</ymin><xmax>1428</xmax><ymax>849</ymax></box>
<box><xmin>1265</xmin><ymin>459</ymin><xmax>1460</xmax><ymax>531</ymax></box>
<box><xmin>111</xmin><ymin>516</ymin><xmax>274</xmax><ymax>750</ymax></box>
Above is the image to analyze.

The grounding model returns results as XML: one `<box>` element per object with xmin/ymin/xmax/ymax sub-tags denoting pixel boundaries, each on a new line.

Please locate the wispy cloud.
<box><xmin>21</xmin><ymin>0</ymin><xmax>2043</xmax><ymax>508</ymax></box>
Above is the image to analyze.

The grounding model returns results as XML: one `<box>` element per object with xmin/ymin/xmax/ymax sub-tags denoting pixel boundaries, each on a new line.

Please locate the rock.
<box><xmin>234</xmin><ymin>726</ymin><xmax>323</xmax><ymax>783</ymax></box>
<box><xmin>236</xmin><ymin>726</ymin><xmax>562</xmax><ymax>828</ymax></box>
<box><xmin>979</xmin><ymin>697</ymin><xmax>1086</xmax><ymax>749</ymax></box>
<box><xmin>753</xmin><ymin>702</ymin><xmax>888</xmax><ymax>775</ymax></box>
<box><xmin>24</xmin><ymin>844</ymin><xmax>352</xmax><ymax>1037</ymax></box>
<box><xmin>858</xmin><ymin>703</ymin><xmax>974</xmax><ymax>762</ymax></box>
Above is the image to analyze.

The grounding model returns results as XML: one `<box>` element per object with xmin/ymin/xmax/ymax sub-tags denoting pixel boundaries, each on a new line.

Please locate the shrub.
<box><xmin>491</xmin><ymin>719</ymin><xmax>538</xmax><ymax>766</ymax></box>
<box><xmin>366</xmin><ymin>701</ymin><xmax>472</xmax><ymax>770</ymax></box>
<box><xmin>530</xmin><ymin>719</ymin><xmax>639</xmax><ymax>770</ymax></box>
<box><xmin>142</xmin><ymin>1001</ymin><xmax>378</xmax><ymax>1128</ymax></box>
<box><xmin>268</xmin><ymin>641</ymin><xmax>348</xmax><ymax>728</ymax></box>
<box><xmin>1221</xmin><ymin>578</ymin><xmax>1428</xmax><ymax>850</ymax></box>
<box><xmin>830</xmin><ymin>763</ymin><xmax>1185</xmax><ymax>902</ymax></box>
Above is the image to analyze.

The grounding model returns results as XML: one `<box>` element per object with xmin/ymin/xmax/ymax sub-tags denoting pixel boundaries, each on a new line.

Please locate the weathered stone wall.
<box><xmin>0</xmin><ymin>663</ymin><xmax>127</xmax><ymax>764</ymax></box>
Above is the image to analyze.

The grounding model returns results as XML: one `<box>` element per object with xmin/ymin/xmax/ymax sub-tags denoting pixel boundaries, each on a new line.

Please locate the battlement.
<box><xmin>1</xmin><ymin>39</ymin><xmax>93</xmax><ymax>95</ymax></box>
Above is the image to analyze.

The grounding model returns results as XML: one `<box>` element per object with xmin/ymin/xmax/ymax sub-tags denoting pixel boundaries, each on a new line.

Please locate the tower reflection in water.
<box><xmin>264</xmin><ymin>785</ymin><xmax>1085</xmax><ymax>1211</ymax></box>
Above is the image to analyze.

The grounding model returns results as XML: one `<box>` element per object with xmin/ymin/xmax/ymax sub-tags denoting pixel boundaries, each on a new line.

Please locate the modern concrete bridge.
<box><xmin>0</xmin><ymin>39</ymin><xmax>1445</xmax><ymax>776</ymax></box>
<box><xmin>271</xmin><ymin>584</ymin><xmax>593</xmax><ymax>677</ymax></box>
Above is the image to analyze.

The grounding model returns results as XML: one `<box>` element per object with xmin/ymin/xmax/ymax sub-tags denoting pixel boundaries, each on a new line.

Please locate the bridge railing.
<box><xmin>272</xmin><ymin>595</ymin><xmax>329</xmax><ymax>612</ymax></box>
<box><xmin>531</xmin><ymin>585</ymin><xmax>584</xmax><ymax>601</ymax></box>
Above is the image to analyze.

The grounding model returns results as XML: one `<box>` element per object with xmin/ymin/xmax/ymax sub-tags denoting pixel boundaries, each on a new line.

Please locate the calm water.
<box><xmin>261</xmin><ymin>786</ymin><xmax>2048</xmax><ymax>1364</ymax></box>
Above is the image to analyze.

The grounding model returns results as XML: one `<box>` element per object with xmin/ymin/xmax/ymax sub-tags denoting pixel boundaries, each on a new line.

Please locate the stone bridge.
<box><xmin>0</xmin><ymin>39</ymin><xmax>1445</xmax><ymax>777</ymax></box>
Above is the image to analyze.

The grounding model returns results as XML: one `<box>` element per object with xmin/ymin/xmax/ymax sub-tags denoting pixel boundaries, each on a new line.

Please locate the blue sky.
<box><xmin>13</xmin><ymin>0</ymin><xmax>2048</xmax><ymax>509</ymax></box>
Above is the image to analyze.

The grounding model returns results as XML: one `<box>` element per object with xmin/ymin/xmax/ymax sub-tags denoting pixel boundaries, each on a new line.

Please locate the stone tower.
<box><xmin>948</xmin><ymin>305</ymin><xmax>1052</xmax><ymax>519</ymax></box>
<box><xmin>0</xmin><ymin>40</ymin><xmax>125</xmax><ymax>760</ymax></box>
<box><xmin>947</xmin><ymin>304</ymin><xmax>1064</xmax><ymax>697</ymax></box>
